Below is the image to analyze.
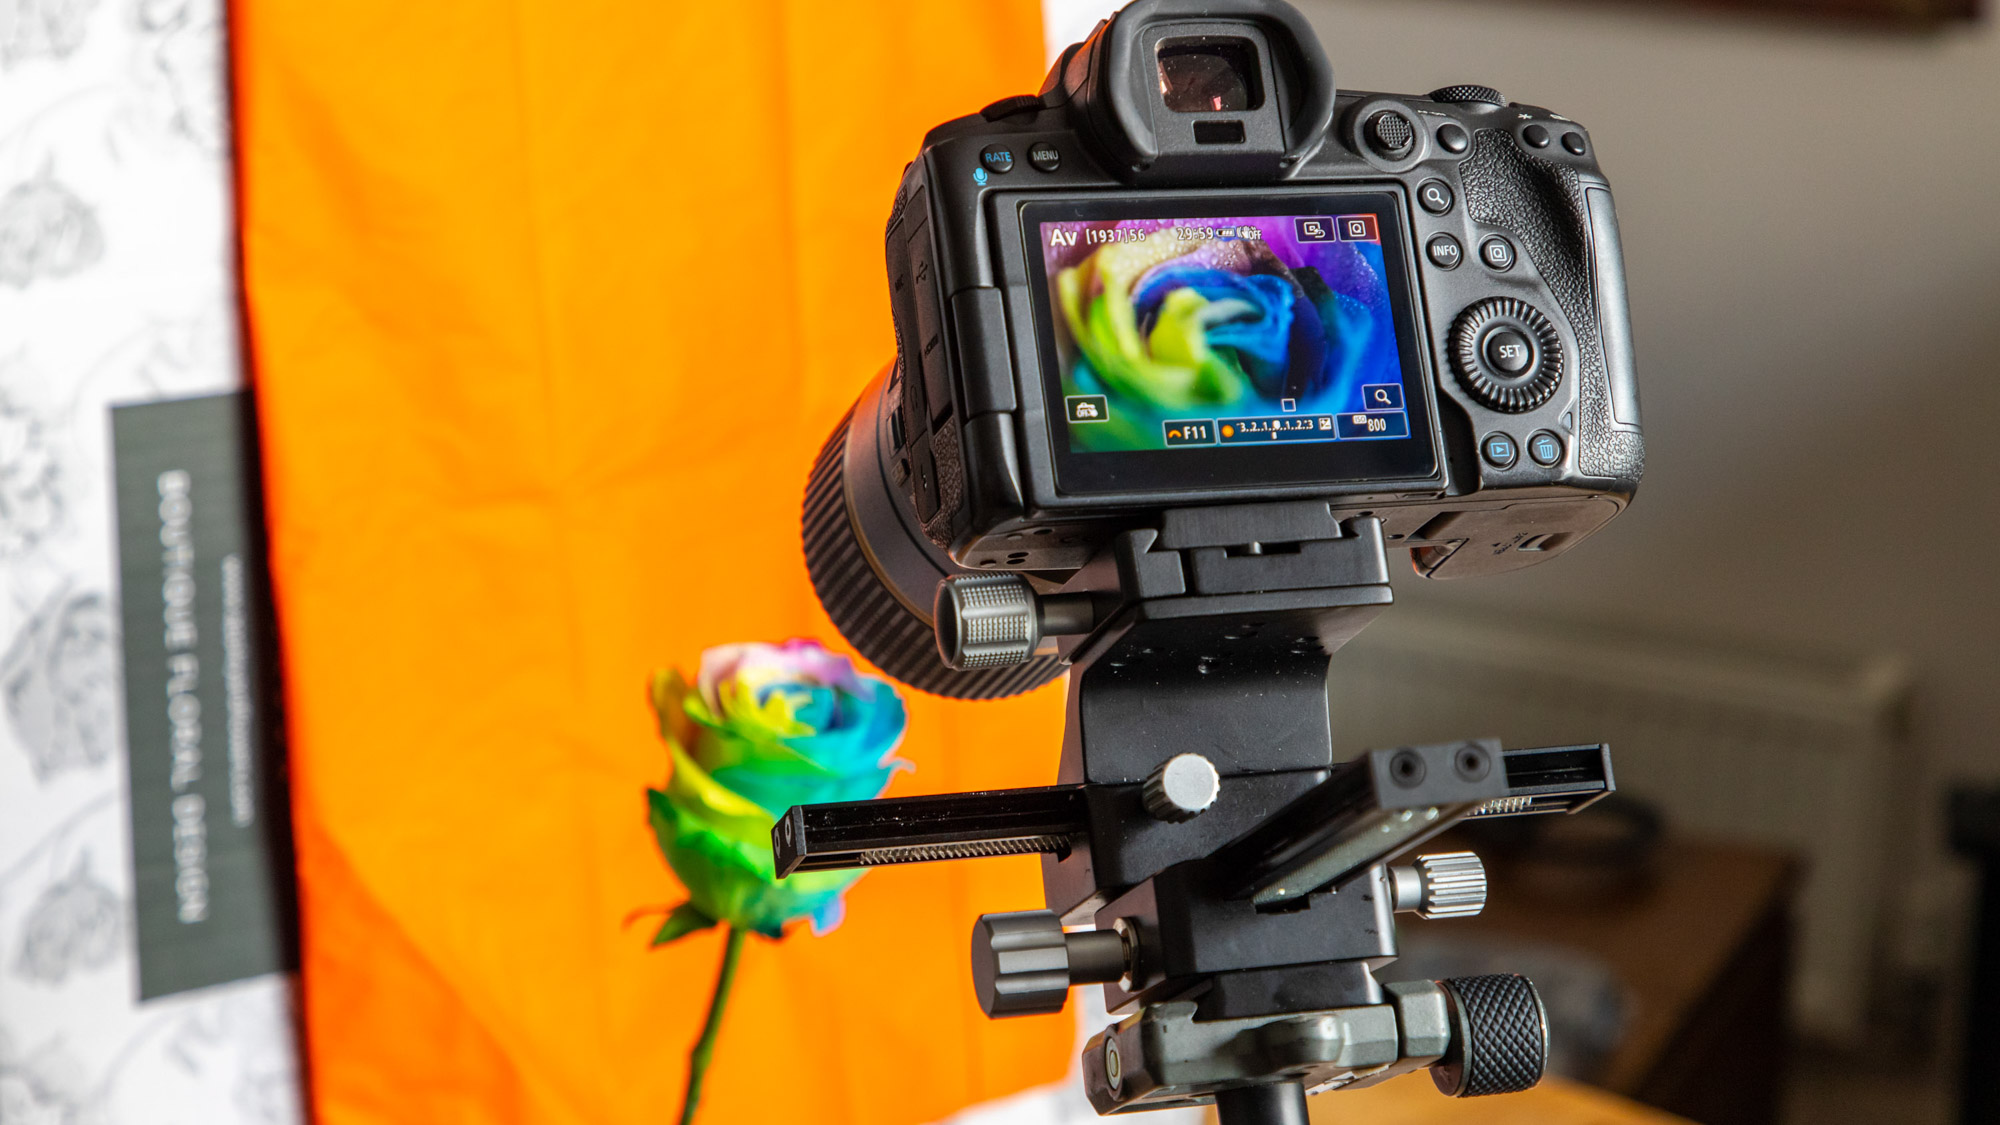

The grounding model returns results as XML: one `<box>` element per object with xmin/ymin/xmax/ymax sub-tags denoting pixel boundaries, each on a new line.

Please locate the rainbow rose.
<box><xmin>643</xmin><ymin>639</ymin><xmax>908</xmax><ymax>942</ymax></box>
<box><xmin>640</xmin><ymin>640</ymin><xmax>909</xmax><ymax>1123</ymax></box>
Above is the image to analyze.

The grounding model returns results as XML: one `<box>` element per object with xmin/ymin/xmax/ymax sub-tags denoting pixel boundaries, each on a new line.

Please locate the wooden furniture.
<box><xmin>1198</xmin><ymin>837</ymin><xmax>1796</xmax><ymax>1125</ymax></box>
<box><xmin>1950</xmin><ymin>787</ymin><xmax>2000</xmax><ymax>1125</ymax></box>
<box><xmin>1410</xmin><ymin>837</ymin><xmax>1800</xmax><ymax>1125</ymax></box>
<box><xmin>1299</xmin><ymin>1072</ymin><xmax>1691</xmax><ymax>1124</ymax></box>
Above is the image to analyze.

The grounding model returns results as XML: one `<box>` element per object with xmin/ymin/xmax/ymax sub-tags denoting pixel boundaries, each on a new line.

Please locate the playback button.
<box><xmin>1481</xmin><ymin>432</ymin><xmax>1519</xmax><ymax>469</ymax></box>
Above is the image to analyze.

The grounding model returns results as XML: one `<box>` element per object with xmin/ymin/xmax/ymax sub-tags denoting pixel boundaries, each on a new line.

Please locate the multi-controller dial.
<box><xmin>1449</xmin><ymin>298</ymin><xmax>1564</xmax><ymax>414</ymax></box>
<box><xmin>1364</xmin><ymin>110</ymin><xmax>1417</xmax><ymax>158</ymax></box>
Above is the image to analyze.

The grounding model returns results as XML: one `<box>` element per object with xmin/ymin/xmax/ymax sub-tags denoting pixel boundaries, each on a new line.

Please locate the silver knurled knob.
<box><xmin>1142</xmin><ymin>753</ymin><xmax>1220</xmax><ymax>822</ymax></box>
<box><xmin>1390</xmin><ymin>851</ymin><xmax>1488</xmax><ymax>919</ymax></box>
<box><xmin>934</xmin><ymin>574</ymin><xmax>1039</xmax><ymax>670</ymax></box>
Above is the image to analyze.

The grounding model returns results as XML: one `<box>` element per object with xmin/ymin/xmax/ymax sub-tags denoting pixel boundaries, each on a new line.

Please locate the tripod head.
<box><xmin>778</xmin><ymin>511</ymin><xmax>1615</xmax><ymax>1119</ymax></box>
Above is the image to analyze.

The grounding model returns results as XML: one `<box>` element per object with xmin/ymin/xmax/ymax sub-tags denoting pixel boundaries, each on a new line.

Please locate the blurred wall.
<box><xmin>1283</xmin><ymin>0</ymin><xmax>2000</xmax><ymax>961</ymax></box>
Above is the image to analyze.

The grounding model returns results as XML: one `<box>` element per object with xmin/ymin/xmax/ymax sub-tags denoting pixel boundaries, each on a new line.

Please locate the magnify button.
<box><xmin>1361</xmin><ymin>384</ymin><xmax>1404</xmax><ymax>411</ymax></box>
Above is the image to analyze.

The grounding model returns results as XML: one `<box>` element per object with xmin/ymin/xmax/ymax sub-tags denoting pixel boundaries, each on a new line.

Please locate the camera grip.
<box><xmin>1458</xmin><ymin>132</ymin><xmax>1644</xmax><ymax>487</ymax></box>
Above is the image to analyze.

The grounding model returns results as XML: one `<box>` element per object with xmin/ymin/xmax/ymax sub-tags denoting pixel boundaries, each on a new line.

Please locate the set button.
<box><xmin>1426</xmin><ymin>233</ymin><xmax>1464</xmax><ymax>271</ymax></box>
<box><xmin>1481</xmin><ymin>433</ymin><xmax>1519</xmax><ymax>469</ymax></box>
<box><xmin>1482</xmin><ymin>328</ymin><xmax>1534</xmax><ymax>374</ymax></box>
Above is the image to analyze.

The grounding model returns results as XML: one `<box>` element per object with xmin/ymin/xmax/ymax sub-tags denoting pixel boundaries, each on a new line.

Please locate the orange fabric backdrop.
<box><xmin>232</xmin><ymin>3</ymin><xmax>1072</xmax><ymax>1122</ymax></box>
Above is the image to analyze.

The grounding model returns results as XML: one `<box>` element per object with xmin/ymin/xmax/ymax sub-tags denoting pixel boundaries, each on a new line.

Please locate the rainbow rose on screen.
<box><xmin>642</xmin><ymin>639</ymin><xmax>908</xmax><ymax>942</ymax></box>
<box><xmin>1054</xmin><ymin>230</ymin><xmax>1379</xmax><ymax>448</ymax></box>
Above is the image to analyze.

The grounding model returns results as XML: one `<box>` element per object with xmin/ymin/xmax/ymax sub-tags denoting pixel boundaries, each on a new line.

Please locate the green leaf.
<box><xmin>651</xmin><ymin>903</ymin><xmax>718</xmax><ymax>946</ymax></box>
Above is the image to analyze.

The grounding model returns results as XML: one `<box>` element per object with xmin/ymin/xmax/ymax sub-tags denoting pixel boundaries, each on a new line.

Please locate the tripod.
<box><xmin>776</xmin><ymin>516</ymin><xmax>1612</xmax><ymax>1123</ymax></box>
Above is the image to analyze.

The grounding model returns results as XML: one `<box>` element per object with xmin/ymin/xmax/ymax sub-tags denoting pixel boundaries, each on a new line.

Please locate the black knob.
<box><xmin>1364</xmin><ymin>111</ymin><xmax>1416</xmax><ymax>158</ymax></box>
<box><xmin>1428</xmin><ymin>84</ymin><xmax>1505</xmax><ymax>106</ymax></box>
<box><xmin>1431</xmin><ymin>974</ymin><xmax>1548</xmax><ymax>1097</ymax></box>
<box><xmin>970</xmin><ymin>910</ymin><xmax>1128</xmax><ymax>1018</ymax></box>
<box><xmin>1449</xmin><ymin>298</ymin><xmax>1564</xmax><ymax>414</ymax></box>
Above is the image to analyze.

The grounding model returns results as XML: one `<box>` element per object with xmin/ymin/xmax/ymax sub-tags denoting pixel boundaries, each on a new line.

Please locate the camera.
<box><xmin>789</xmin><ymin>3</ymin><xmax>1641</xmax><ymax>1119</ymax></box>
<box><xmin>805</xmin><ymin>0</ymin><xmax>1642</xmax><ymax>701</ymax></box>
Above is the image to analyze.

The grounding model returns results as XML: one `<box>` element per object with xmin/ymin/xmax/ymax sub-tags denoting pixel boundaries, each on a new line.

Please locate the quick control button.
<box><xmin>1028</xmin><ymin>142</ymin><xmax>1060</xmax><ymax>172</ymax></box>
<box><xmin>1482</xmin><ymin>328</ymin><xmax>1534</xmax><ymax>374</ymax></box>
<box><xmin>1365</xmin><ymin>111</ymin><xmax>1417</xmax><ymax>158</ymax></box>
<box><xmin>1417</xmin><ymin>179</ymin><xmax>1455</xmax><ymax>215</ymax></box>
<box><xmin>1528</xmin><ymin>431</ymin><xmax>1564</xmax><ymax>467</ymax></box>
<box><xmin>1522</xmin><ymin>123</ymin><xmax>1551</xmax><ymax>148</ymax></box>
<box><xmin>1426</xmin><ymin>233</ymin><xmax>1464</xmax><ymax>270</ymax></box>
<box><xmin>1436</xmin><ymin>123</ymin><xmax>1469</xmax><ymax>154</ymax></box>
<box><xmin>1561</xmin><ymin>131</ymin><xmax>1587</xmax><ymax>155</ymax></box>
<box><xmin>1482</xmin><ymin>433</ymin><xmax>1519</xmax><ymax>469</ymax></box>
<box><xmin>1480</xmin><ymin>236</ymin><xmax>1517</xmax><ymax>271</ymax></box>
<box><xmin>980</xmin><ymin>144</ymin><xmax>1015</xmax><ymax>174</ymax></box>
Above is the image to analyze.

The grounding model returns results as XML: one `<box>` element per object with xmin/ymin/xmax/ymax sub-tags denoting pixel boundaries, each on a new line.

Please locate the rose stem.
<box><xmin>678</xmin><ymin>924</ymin><xmax>747</xmax><ymax>1125</ymax></box>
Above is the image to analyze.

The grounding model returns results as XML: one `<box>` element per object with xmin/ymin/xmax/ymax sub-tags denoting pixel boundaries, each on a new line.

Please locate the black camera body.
<box><xmin>809</xmin><ymin>0</ymin><xmax>1644</xmax><ymax>700</ymax></box>
<box><xmin>848</xmin><ymin>0</ymin><xmax>1638</xmax><ymax>618</ymax></box>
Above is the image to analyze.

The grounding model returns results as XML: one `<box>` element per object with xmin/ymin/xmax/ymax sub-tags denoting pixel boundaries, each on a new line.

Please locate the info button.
<box><xmin>1426</xmin><ymin>234</ymin><xmax>1464</xmax><ymax>271</ymax></box>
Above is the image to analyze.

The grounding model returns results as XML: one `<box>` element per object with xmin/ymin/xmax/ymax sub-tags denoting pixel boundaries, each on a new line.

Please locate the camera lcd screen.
<box><xmin>1022</xmin><ymin>193</ymin><xmax>1438</xmax><ymax>495</ymax></box>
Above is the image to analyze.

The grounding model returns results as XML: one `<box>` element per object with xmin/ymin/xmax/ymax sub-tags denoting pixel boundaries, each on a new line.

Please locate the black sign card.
<box><xmin>112</xmin><ymin>391</ymin><xmax>296</xmax><ymax>999</ymax></box>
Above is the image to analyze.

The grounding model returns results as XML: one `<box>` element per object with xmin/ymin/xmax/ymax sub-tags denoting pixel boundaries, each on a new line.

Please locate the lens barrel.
<box><xmin>803</xmin><ymin>376</ymin><xmax>1066</xmax><ymax>700</ymax></box>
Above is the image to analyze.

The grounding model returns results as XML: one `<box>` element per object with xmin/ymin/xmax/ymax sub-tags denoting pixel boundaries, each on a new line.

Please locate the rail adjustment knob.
<box><xmin>1143</xmin><ymin>753</ymin><xmax>1221</xmax><ymax>822</ymax></box>
<box><xmin>1449</xmin><ymin>298</ymin><xmax>1565</xmax><ymax>414</ymax></box>
<box><xmin>971</xmin><ymin>911</ymin><xmax>1069</xmax><ymax>1017</ymax></box>
<box><xmin>935</xmin><ymin>573</ymin><xmax>1039</xmax><ymax>670</ymax></box>
<box><xmin>971</xmin><ymin>911</ymin><xmax>1129</xmax><ymax>1018</ymax></box>
<box><xmin>1391</xmin><ymin>852</ymin><xmax>1489</xmax><ymax>919</ymax></box>
<box><xmin>1432</xmin><ymin>974</ymin><xmax>1549</xmax><ymax>1097</ymax></box>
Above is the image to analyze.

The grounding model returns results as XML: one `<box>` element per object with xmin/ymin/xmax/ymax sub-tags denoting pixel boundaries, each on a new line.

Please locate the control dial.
<box><xmin>1428</xmin><ymin>84</ymin><xmax>1505</xmax><ymax>106</ymax></box>
<box><xmin>1449</xmin><ymin>298</ymin><xmax>1564</xmax><ymax>414</ymax></box>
